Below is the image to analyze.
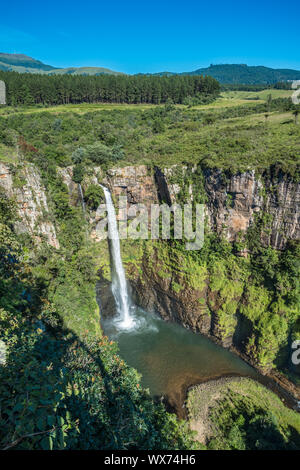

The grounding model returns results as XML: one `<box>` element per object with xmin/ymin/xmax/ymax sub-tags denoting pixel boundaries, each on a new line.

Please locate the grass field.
<box><xmin>0</xmin><ymin>102</ymin><xmax>157</xmax><ymax>116</ymax></box>
<box><xmin>221</xmin><ymin>89</ymin><xmax>293</xmax><ymax>101</ymax></box>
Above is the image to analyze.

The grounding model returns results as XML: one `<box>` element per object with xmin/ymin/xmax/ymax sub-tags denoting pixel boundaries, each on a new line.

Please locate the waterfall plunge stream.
<box><xmin>98</xmin><ymin>187</ymin><xmax>290</xmax><ymax>416</ymax></box>
<box><xmin>101</xmin><ymin>185</ymin><xmax>135</xmax><ymax>329</ymax></box>
<box><xmin>78</xmin><ymin>184</ymin><xmax>86</xmax><ymax>213</ymax></box>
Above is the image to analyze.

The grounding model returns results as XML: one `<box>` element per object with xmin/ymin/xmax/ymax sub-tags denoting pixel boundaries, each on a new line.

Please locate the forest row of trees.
<box><xmin>0</xmin><ymin>71</ymin><xmax>220</xmax><ymax>106</ymax></box>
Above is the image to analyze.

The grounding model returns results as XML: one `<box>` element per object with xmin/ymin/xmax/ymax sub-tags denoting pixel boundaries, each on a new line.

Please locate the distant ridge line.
<box><xmin>0</xmin><ymin>53</ymin><xmax>300</xmax><ymax>83</ymax></box>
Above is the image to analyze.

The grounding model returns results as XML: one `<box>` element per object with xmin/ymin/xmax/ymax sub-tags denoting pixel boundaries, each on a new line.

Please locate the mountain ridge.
<box><xmin>0</xmin><ymin>53</ymin><xmax>123</xmax><ymax>76</ymax></box>
<box><xmin>184</xmin><ymin>63</ymin><xmax>300</xmax><ymax>84</ymax></box>
<box><xmin>0</xmin><ymin>52</ymin><xmax>55</xmax><ymax>72</ymax></box>
<box><xmin>1</xmin><ymin>52</ymin><xmax>300</xmax><ymax>83</ymax></box>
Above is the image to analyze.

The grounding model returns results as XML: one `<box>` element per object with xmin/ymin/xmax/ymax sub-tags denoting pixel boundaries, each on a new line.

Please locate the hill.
<box><xmin>0</xmin><ymin>53</ymin><xmax>122</xmax><ymax>76</ymax></box>
<box><xmin>1</xmin><ymin>53</ymin><xmax>300</xmax><ymax>83</ymax></box>
<box><xmin>184</xmin><ymin>64</ymin><xmax>300</xmax><ymax>84</ymax></box>
<box><xmin>48</xmin><ymin>66</ymin><xmax>124</xmax><ymax>76</ymax></box>
<box><xmin>128</xmin><ymin>64</ymin><xmax>300</xmax><ymax>84</ymax></box>
<box><xmin>0</xmin><ymin>52</ymin><xmax>55</xmax><ymax>72</ymax></box>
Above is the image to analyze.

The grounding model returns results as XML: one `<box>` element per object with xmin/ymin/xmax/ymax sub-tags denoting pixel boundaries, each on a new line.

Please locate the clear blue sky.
<box><xmin>0</xmin><ymin>0</ymin><xmax>299</xmax><ymax>74</ymax></box>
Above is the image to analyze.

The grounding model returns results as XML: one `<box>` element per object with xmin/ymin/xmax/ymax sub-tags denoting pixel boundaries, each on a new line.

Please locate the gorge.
<box><xmin>97</xmin><ymin>176</ymin><xmax>299</xmax><ymax>416</ymax></box>
<box><xmin>1</xmin><ymin>160</ymin><xmax>299</xmax><ymax>406</ymax></box>
<box><xmin>99</xmin><ymin>182</ymin><xmax>257</xmax><ymax>415</ymax></box>
<box><xmin>0</xmin><ymin>153</ymin><xmax>299</xmax><ymax>448</ymax></box>
<box><xmin>66</xmin><ymin>162</ymin><xmax>300</xmax><ymax>408</ymax></box>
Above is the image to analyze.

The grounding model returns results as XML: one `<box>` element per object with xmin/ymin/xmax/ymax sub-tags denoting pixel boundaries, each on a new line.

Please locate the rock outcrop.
<box><xmin>94</xmin><ymin>164</ymin><xmax>299</xmax><ymax>353</ymax></box>
<box><xmin>2</xmin><ymin>159</ymin><xmax>297</xmax><ymax>257</ymax></box>
<box><xmin>162</xmin><ymin>166</ymin><xmax>300</xmax><ymax>250</ymax></box>
<box><xmin>131</xmin><ymin>260</ymin><xmax>211</xmax><ymax>336</ymax></box>
<box><xmin>0</xmin><ymin>162</ymin><xmax>59</xmax><ymax>248</ymax></box>
<box><xmin>59</xmin><ymin>163</ymin><xmax>299</xmax><ymax>251</ymax></box>
<box><xmin>81</xmin><ymin>164</ymin><xmax>299</xmax><ymax>250</ymax></box>
<box><xmin>57</xmin><ymin>166</ymin><xmax>80</xmax><ymax>207</ymax></box>
<box><xmin>88</xmin><ymin>165</ymin><xmax>159</xmax><ymax>240</ymax></box>
<box><xmin>104</xmin><ymin>165</ymin><xmax>159</xmax><ymax>209</ymax></box>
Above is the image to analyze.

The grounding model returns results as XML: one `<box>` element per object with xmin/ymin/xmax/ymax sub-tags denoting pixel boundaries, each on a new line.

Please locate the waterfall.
<box><xmin>100</xmin><ymin>185</ymin><xmax>134</xmax><ymax>329</ymax></box>
<box><xmin>78</xmin><ymin>184</ymin><xmax>86</xmax><ymax>213</ymax></box>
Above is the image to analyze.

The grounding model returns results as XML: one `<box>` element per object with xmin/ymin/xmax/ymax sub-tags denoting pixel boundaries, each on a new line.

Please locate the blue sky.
<box><xmin>0</xmin><ymin>0</ymin><xmax>299</xmax><ymax>74</ymax></box>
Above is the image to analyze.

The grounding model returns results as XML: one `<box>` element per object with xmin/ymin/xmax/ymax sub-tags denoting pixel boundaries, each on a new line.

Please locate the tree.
<box><xmin>0</xmin><ymin>70</ymin><xmax>220</xmax><ymax>106</ymax></box>
<box><xmin>84</xmin><ymin>184</ymin><xmax>104</xmax><ymax>210</ymax></box>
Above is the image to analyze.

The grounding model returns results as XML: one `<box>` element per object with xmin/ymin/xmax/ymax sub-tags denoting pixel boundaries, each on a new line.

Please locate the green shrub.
<box><xmin>84</xmin><ymin>184</ymin><xmax>103</xmax><ymax>210</ymax></box>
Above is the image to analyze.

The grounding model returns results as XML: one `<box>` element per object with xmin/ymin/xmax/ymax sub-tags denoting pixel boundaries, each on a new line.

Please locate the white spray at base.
<box><xmin>100</xmin><ymin>185</ymin><xmax>135</xmax><ymax>329</ymax></box>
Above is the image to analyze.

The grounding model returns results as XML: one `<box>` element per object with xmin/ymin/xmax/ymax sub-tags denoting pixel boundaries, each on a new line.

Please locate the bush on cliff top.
<box><xmin>187</xmin><ymin>378</ymin><xmax>300</xmax><ymax>450</ymax></box>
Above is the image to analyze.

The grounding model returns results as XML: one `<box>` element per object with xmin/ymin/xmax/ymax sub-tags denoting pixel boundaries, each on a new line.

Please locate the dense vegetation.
<box><xmin>0</xmin><ymin>178</ymin><xmax>197</xmax><ymax>450</ymax></box>
<box><xmin>221</xmin><ymin>82</ymin><xmax>293</xmax><ymax>91</ymax></box>
<box><xmin>0</xmin><ymin>94</ymin><xmax>298</xmax><ymax>177</ymax></box>
<box><xmin>122</xmin><ymin>223</ymin><xmax>299</xmax><ymax>376</ymax></box>
<box><xmin>187</xmin><ymin>378</ymin><xmax>300</xmax><ymax>450</ymax></box>
<box><xmin>0</xmin><ymin>70</ymin><xmax>220</xmax><ymax>105</ymax></box>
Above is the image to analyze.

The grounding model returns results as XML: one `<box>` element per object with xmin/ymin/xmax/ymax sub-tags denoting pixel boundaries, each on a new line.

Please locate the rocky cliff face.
<box><xmin>59</xmin><ymin>165</ymin><xmax>160</xmax><ymax>240</ymax></box>
<box><xmin>130</xmin><ymin>254</ymin><xmax>239</xmax><ymax>349</ymax></box>
<box><xmin>60</xmin><ymin>163</ymin><xmax>299</xmax><ymax>251</ymax></box>
<box><xmin>57</xmin><ymin>166</ymin><xmax>81</xmax><ymax>207</ymax></box>
<box><xmin>3</xmin><ymin>160</ymin><xmax>297</xmax><ymax>368</ymax></box>
<box><xmin>163</xmin><ymin>166</ymin><xmax>300</xmax><ymax>251</ymax></box>
<box><xmin>130</xmin><ymin>253</ymin><xmax>211</xmax><ymax>336</ymax></box>
<box><xmin>105</xmin><ymin>166</ymin><xmax>159</xmax><ymax>208</ymax></box>
<box><xmin>2</xmin><ymin>159</ymin><xmax>297</xmax><ymax>275</ymax></box>
<box><xmin>92</xmin><ymin>164</ymin><xmax>299</xmax><ymax>355</ymax></box>
<box><xmin>80</xmin><ymin>164</ymin><xmax>299</xmax><ymax>251</ymax></box>
<box><xmin>0</xmin><ymin>162</ymin><xmax>59</xmax><ymax>248</ymax></box>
